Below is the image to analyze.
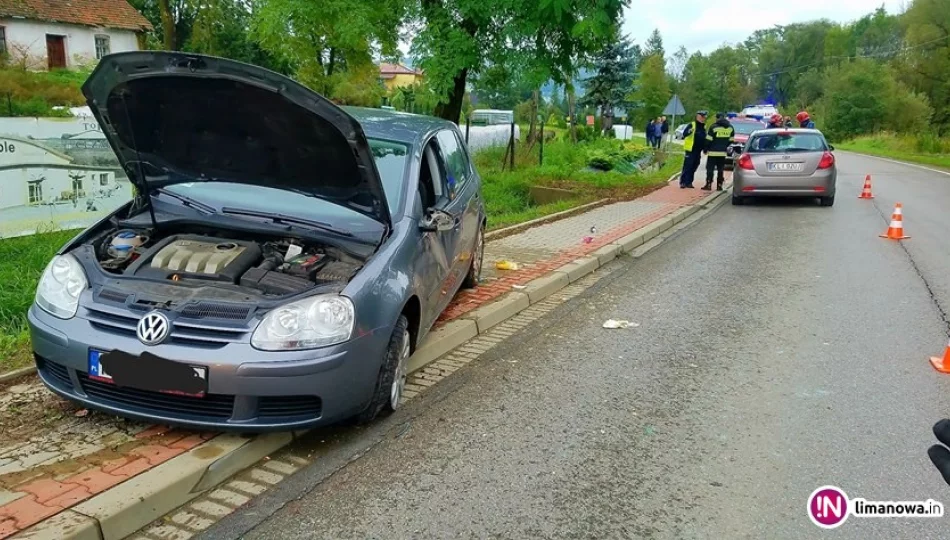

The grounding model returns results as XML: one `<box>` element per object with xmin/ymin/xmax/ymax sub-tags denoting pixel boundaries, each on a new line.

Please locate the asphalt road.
<box><xmin>208</xmin><ymin>152</ymin><xmax>950</xmax><ymax>539</ymax></box>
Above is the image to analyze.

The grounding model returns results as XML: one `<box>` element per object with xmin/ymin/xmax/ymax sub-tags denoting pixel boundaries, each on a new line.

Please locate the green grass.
<box><xmin>837</xmin><ymin>133</ymin><xmax>950</xmax><ymax>170</ymax></box>
<box><xmin>475</xmin><ymin>137</ymin><xmax>682</xmax><ymax>229</ymax></box>
<box><xmin>0</xmin><ymin>229</ymin><xmax>78</xmax><ymax>373</ymax></box>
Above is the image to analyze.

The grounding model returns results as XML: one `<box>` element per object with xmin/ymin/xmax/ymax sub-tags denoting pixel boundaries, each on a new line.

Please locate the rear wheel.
<box><xmin>356</xmin><ymin>315</ymin><xmax>410</xmax><ymax>423</ymax></box>
<box><xmin>819</xmin><ymin>195</ymin><xmax>835</xmax><ymax>207</ymax></box>
<box><xmin>731</xmin><ymin>195</ymin><xmax>744</xmax><ymax>206</ymax></box>
<box><xmin>462</xmin><ymin>227</ymin><xmax>484</xmax><ymax>289</ymax></box>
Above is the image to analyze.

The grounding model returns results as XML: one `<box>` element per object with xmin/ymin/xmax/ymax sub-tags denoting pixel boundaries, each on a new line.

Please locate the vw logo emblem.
<box><xmin>137</xmin><ymin>311</ymin><xmax>170</xmax><ymax>345</ymax></box>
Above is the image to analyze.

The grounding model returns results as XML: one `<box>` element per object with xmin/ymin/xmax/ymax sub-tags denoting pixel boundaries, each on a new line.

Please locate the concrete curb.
<box><xmin>0</xmin><ymin>366</ymin><xmax>37</xmax><ymax>385</ymax></box>
<box><xmin>16</xmin><ymin>432</ymin><xmax>302</xmax><ymax>540</ymax></box>
<box><xmin>13</xmin><ymin>184</ymin><xmax>730</xmax><ymax>540</ymax></box>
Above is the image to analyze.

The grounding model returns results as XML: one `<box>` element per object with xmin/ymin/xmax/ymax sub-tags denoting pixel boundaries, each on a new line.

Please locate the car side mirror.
<box><xmin>828</xmin><ymin>145</ymin><xmax>835</xmax><ymax>151</ymax></box>
<box><xmin>420</xmin><ymin>209</ymin><xmax>455</xmax><ymax>232</ymax></box>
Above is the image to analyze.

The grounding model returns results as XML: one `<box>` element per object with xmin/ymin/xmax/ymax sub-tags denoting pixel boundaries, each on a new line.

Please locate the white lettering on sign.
<box><xmin>0</xmin><ymin>141</ymin><xmax>15</xmax><ymax>153</ymax></box>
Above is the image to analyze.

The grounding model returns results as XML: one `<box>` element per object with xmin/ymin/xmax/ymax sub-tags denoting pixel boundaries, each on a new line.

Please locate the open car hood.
<box><xmin>81</xmin><ymin>52</ymin><xmax>390</xmax><ymax>227</ymax></box>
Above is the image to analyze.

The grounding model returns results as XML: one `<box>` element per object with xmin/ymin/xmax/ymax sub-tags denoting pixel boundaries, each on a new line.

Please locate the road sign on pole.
<box><xmin>663</xmin><ymin>95</ymin><xmax>686</xmax><ymax>150</ymax></box>
<box><xmin>663</xmin><ymin>95</ymin><xmax>686</xmax><ymax>116</ymax></box>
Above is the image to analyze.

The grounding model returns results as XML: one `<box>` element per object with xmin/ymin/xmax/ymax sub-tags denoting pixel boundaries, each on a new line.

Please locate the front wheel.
<box><xmin>462</xmin><ymin>227</ymin><xmax>485</xmax><ymax>289</ymax></box>
<box><xmin>356</xmin><ymin>315</ymin><xmax>411</xmax><ymax>424</ymax></box>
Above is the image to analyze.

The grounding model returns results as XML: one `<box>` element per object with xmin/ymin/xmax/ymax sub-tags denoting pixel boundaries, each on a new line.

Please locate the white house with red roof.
<box><xmin>0</xmin><ymin>0</ymin><xmax>152</xmax><ymax>70</ymax></box>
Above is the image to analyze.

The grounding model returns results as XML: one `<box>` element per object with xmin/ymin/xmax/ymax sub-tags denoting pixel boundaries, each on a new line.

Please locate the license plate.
<box><xmin>88</xmin><ymin>349</ymin><xmax>208</xmax><ymax>397</ymax></box>
<box><xmin>767</xmin><ymin>162</ymin><xmax>803</xmax><ymax>172</ymax></box>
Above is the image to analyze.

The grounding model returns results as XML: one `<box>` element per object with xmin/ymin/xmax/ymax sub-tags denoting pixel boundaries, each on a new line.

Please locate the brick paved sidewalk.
<box><xmin>0</xmin><ymin>175</ymin><xmax>726</xmax><ymax>539</ymax></box>
<box><xmin>438</xmin><ymin>178</ymin><xmax>726</xmax><ymax>323</ymax></box>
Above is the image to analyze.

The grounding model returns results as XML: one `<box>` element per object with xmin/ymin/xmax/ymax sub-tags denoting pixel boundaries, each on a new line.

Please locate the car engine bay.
<box><xmin>93</xmin><ymin>226</ymin><xmax>363</xmax><ymax>296</ymax></box>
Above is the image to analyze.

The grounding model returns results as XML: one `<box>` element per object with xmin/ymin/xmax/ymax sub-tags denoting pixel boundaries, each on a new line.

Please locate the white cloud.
<box><xmin>622</xmin><ymin>0</ymin><xmax>906</xmax><ymax>55</ymax></box>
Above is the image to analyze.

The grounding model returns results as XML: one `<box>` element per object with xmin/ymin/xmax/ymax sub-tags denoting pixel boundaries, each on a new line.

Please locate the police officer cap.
<box><xmin>696</xmin><ymin>110</ymin><xmax>708</xmax><ymax>116</ymax></box>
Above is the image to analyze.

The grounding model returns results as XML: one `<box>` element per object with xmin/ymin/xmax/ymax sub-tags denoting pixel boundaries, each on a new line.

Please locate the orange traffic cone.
<box><xmin>880</xmin><ymin>203</ymin><xmax>910</xmax><ymax>240</ymax></box>
<box><xmin>930</xmin><ymin>340</ymin><xmax>950</xmax><ymax>374</ymax></box>
<box><xmin>858</xmin><ymin>175</ymin><xmax>874</xmax><ymax>199</ymax></box>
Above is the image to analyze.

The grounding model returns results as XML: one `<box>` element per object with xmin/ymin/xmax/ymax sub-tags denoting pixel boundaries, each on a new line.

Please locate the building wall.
<box><xmin>383</xmin><ymin>73</ymin><xmax>423</xmax><ymax>91</ymax></box>
<box><xmin>0</xmin><ymin>18</ymin><xmax>140</xmax><ymax>69</ymax></box>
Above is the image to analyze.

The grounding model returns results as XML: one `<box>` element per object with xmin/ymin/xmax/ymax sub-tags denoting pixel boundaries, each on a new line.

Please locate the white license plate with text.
<box><xmin>767</xmin><ymin>162</ymin><xmax>804</xmax><ymax>172</ymax></box>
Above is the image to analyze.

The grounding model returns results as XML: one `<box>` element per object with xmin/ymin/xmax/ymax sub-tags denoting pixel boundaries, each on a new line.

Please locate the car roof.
<box><xmin>344</xmin><ymin>107</ymin><xmax>458</xmax><ymax>145</ymax></box>
<box><xmin>755</xmin><ymin>128</ymin><xmax>822</xmax><ymax>133</ymax></box>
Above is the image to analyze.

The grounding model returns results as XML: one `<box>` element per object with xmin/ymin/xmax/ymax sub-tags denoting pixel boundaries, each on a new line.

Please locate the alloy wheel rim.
<box><xmin>390</xmin><ymin>331</ymin><xmax>410</xmax><ymax>409</ymax></box>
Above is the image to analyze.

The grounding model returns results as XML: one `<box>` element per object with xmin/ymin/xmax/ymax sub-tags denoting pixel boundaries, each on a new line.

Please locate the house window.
<box><xmin>95</xmin><ymin>35</ymin><xmax>110</xmax><ymax>59</ymax></box>
<box><xmin>72</xmin><ymin>177</ymin><xmax>83</xmax><ymax>195</ymax></box>
<box><xmin>28</xmin><ymin>182</ymin><xmax>44</xmax><ymax>204</ymax></box>
<box><xmin>99</xmin><ymin>173</ymin><xmax>108</xmax><ymax>186</ymax></box>
<box><xmin>0</xmin><ymin>27</ymin><xmax>7</xmax><ymax>56</ymax></box>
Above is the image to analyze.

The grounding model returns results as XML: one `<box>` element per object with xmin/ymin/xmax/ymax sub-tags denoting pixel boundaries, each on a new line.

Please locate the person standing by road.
<box><xmin>651</xmin><ymin>117</ymin><xmax>663</xmax><ymax>149</ymax></box>
<box><xmin>645</xmin><ymin>117</ymin><xmax>657</xmax><ymax>148</ymax></box>
<box><xmin>679</xmin><ymin>110</ymin><xmax>707</xmax><ymax>189</ymax></box>
<box><xmin>702</xmin><ymin>113</ymin><xmax>735</xmax><ymax>191</ymax></box>
<box><xmin>661</xmin><ymin>115</ymin><xmax>669</xmax><ymax>146</ymax></box>
<box><xmin>766</xmin><ymin>113</ymin><xmax>784</xmax><ymax>129</ymax></box>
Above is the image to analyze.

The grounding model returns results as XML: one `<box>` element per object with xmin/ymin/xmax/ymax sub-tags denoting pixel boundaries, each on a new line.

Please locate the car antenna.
<box><xmin>119</xmin><ymin>90</ymin><xmax>159</xmax><ymax>231</ymax></box>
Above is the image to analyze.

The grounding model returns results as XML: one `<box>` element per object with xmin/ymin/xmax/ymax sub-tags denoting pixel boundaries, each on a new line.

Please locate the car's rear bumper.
<box><xmin>733</xmin><ymin>168</ymin><xmax>836</xmax><ymax>197</ymax></box>
<box><xmin>29</xmin><ymin>304</ymin><xmax>388</xmax><ymax>432</ymax></box>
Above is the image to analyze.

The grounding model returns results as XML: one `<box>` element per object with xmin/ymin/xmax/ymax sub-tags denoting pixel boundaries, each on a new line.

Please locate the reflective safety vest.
<box><xmin>705</xmin><ymin>124</ymin><xmax>736</xmax><ymax>157</ymax></box>
<box><xmin>683</xmin><ymin>121</ymin><xmax>698</xmax><ymax>152</ymax></box>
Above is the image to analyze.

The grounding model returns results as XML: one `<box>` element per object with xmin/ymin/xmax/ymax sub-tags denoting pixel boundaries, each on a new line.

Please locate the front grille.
<box><xmin>97</xmin><ymin>287</ymin><xmax>130</xmax><ymax>304</ymax></box>
<box><xmin>181</xmin><ymin>302</ymin><xmax>252</xmax><ymax>321</ymax></box>
<box><xmin>37</xmin><ymin>356</ymin><xmax>73</xmax><ymax>389</ymax></box>
<box><xmin>84</xmin><ymin>304</ymin><xmax>248</xmax><ymax>347</ymax></box>
<box><xmin>78</xmin><ymin>373</ymin><xmax>235</xmax><ymax>419</ymax></box>
<box><xmin>258</xmin><ymin>395</ymin><xmax>323</xmax><ymax>419</ymax></box>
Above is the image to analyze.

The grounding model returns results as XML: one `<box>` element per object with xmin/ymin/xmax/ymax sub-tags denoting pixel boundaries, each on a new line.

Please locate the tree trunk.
<box><xmin>326</xmin><ymin>48</ymin><xmax>337</xmax><ymax>78</ymax></box>
<box><xmin>434</xmin><ymin>67</ymin><xmax>468</xmax><ymax>122</ymax></box>
<box><xmin>602</xmin><ymin>103</ymin><xmax>614</xmax><ymax>134</ymax></box>
<box><xmin>567</xmin><ymin>85</ymin><xmax>577</xmax><ymax>143</ymax></box>
<box><xmin>527</xmin><ymin>89</ymin><xmax>539</xmax><ymax>143</ymax></box>
<box><xmin>157</xmin><ymin>0</ymin><xmax>177</xmax><ymax>50</ymax></box>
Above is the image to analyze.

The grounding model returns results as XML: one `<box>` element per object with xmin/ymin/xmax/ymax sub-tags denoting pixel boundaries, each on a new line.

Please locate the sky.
<box><xmin>622</xmin><ymin>0</ymin><xmax>908</xmax><ymax>56</ymax></box>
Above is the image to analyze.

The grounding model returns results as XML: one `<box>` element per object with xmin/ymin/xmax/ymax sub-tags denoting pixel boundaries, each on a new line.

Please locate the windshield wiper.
<box><xmin>155</xmin><ymin>188</ymin><xmax>216</xmax><ymax>215</ymax></box>
<box><xmin>220</xmin><ymin>207</ymin><xmax>354</xmax><ymax>238</ymax></box>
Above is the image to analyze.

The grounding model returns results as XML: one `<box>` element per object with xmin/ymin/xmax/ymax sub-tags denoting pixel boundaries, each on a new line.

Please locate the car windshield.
<box><xmin>162</xmin><ymin>138</ymin><xmax>408</xmax><ymax>230</ymax></box>
<box><xmin>733</xmin><ymin>122</ymin><xmax>764</xmax><ymax>135</ymax></box>
<box><xmin>748</xmin><ymin>132</ymin><xmax>827</xmax><ymax>153</ymax></box>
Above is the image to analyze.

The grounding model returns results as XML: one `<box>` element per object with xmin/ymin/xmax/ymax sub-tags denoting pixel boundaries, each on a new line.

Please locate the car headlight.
<box><xmin>36</xmin><ymin>254</ymin><xmax>88</xmax><ymax>319</ymax></box>
<box><xmin>251</xmin><ymin>295</ymin><xmax>355</xmax><ymax>351</ymax></box>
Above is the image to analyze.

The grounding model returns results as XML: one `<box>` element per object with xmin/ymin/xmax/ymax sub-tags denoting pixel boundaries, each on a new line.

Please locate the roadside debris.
<box><xmin>74</xmin><ymin>408</ymin><xmax>90</xmax><ymax>418</ymax></box>
<box><xmin>602</xmin><ymin>319</ymin><xmax>639</xmax><ymax>329</ymax></box>
<box><xmin>496</xmin><ymin>260</ymin><xmax>521</xmax><ymax>270</ymax></box>
<box><xmin>582</xmin><ymin>236</ymin><xmax>594</xmax><ymax>244</ymax></box>
<box><xmin>512</xmin><ymin>284</ymin><xmax>527</xmax><ymax>290</ymax></box>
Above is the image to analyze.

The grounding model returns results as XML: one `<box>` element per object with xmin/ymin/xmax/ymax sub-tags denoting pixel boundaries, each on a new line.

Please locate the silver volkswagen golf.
<box><xmin>29</xmin><ymin>52</ymin><xmax>486</xmax><ymax>431</ymax></box>
<box><xmin>731</xmin><ymin>128</ymin><xmax>837</xmax><ymax>207</ymax></box>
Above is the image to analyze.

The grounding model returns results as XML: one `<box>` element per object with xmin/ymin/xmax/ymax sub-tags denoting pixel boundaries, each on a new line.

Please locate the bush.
<box><xmin>0</xmin><ymin>67</ymin><xmax>87</xmax><ymax>117</ymax></box>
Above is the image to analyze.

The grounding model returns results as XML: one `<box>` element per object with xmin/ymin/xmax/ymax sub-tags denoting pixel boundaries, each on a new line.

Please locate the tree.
<box><xmin>900</xmin><ymin>0</ymin><xmax>950</xmax><ymax>131</ymax></box>
<box><xmin>580</xmin><ymin>25</ymin><xmax>637</xmax><ymax>133</ymax></box>
<box><xmin>643</xmin><ymin>28</ymin><xmax>665</xmax><ymax>60</ymax></box>
<box><xmin>251</xmin><ymin>0</ymin><xmax>405</xmax><ymax>99</ymax></box>
<box><xmin>679</xmin><ymin>52</ymin><xmax>716</xmax><ymax>114</ymax></box>
<box><xmin>632</xmin><ymin>54</ymin><xmax>669</xmax><ymax>125</ymax></box>
<box><xmin>413</xmin><ymin>0</ymin><xmax>627</xmax><ymax>122</ymax></box>
<box><xmin>667</xmin><ymin>45</ymin><xmax>688</xmax><ymax>94</ymax></box>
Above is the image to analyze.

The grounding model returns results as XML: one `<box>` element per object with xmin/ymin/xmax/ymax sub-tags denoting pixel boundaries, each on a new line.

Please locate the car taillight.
<box><xmin>737</xmin><ymin>153</ymin><xmax>754</xmax><ymax>170</ymax></box>
<box><xmin>818</xmin><ymin>151</ymin><xmax>835</xmax><ymax>169</ymax></box>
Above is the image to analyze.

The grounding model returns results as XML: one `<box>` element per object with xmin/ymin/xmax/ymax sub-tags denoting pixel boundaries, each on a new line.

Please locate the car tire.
<box><xmin>820</xmin><ymin>195</ymin><xmax>835</xmax><ymax>207</ymax></box>
<box><xmin>461</xmin><ymin>226</ymin><xmax>485</xmax><ymax>289</ymax></box>
<box><xmin>356</xmin><ymin>315</ymin><xmax>410</xmax><ymax>424</ymax></box>
<box><xmin>731</xmin><ymin>195</ymin><xmax>743</xmax><ymax>206</ymax></box>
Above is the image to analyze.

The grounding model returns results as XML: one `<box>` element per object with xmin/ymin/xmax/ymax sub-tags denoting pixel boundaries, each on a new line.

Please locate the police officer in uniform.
<box><xmin>702</xmin><ymin>113</ymin><xmax>735</xmax><ymax>191</ymax></box>
<box><xmin>679</xmin><ymin>110</ymin><xmax>707</xmax><ymax>188</ymax></box>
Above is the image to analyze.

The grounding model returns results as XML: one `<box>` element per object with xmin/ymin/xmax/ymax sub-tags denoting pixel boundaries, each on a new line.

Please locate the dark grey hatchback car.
<box><xmin>29</xmin><ymin>52</ymin><xmax>485</xmax><ymax>431</ymax></box>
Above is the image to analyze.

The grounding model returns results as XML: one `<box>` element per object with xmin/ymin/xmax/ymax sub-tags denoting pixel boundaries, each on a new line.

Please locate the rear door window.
<box><xmin>748</xmin><ymin>133</ymin><xmax>827</xmax><ymax>153</ymax></box>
